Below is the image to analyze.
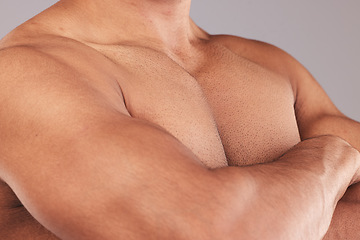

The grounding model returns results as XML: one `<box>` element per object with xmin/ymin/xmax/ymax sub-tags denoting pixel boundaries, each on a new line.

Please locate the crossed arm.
<box><xmin>298</xmin><ymin>113</ymin><xmax>360</xmax><ymax>240</ymax></box>
<box><xmin>291</xmin><ymin>54</ymin><xmax>360</xmax><ymax>239</ymax></box>
<box><xmin>1</xmin><ymin>46</ymin><xmax>360</xmax><ymax>239</ymax></box>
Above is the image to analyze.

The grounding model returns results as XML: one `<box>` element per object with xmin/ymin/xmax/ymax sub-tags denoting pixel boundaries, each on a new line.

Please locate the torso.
<box><xmin>0</xmin><ymin>26</ymin><xmax>300</xmax><ymax>238</ymax></box>
<box><xmin>88</xmin><ymin>39</ymin><xmax>300</xmax><ymax>166</ymax></box>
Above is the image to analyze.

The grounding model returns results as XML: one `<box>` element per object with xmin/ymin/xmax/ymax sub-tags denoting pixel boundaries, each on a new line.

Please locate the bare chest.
<box><xmin>99</xmin><ymin>45</ymin><xmax>301</xmax><ymax>168</ymax></box>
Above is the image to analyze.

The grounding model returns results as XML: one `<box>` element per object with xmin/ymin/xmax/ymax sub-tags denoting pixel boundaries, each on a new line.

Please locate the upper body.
<box><xmin>1</xmin><ymin>0</ymin><xmax>360</xmax><ymax>239</ymax></box>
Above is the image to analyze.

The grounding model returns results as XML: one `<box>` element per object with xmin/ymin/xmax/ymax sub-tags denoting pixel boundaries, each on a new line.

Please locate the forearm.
<box><xmin>216</xmin><ymin>136</ymin><xmax>360</xmax><ymax>239</ymax></box>
<box><xmin>298</xmin><ymin>115</ymin><xmax>360</xmax><ymax>239</ymax></box>
<box><xmin>6</xmin><ymin>129</ymin><xmax>359</xmax><ymax>240</ymax></box>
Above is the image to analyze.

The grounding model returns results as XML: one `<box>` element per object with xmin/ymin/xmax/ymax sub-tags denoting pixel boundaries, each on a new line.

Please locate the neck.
<box><xmin>55</xmin><ymin>0</ymin><xmax>206</xmax><ymax>53</ymax></box>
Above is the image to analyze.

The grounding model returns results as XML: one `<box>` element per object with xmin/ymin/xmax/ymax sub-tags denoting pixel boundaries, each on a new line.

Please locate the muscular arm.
<box><xmin>0</xmin><ymin>47</ymin><xmax>358</xmax><ymax>240</ymax></box>
<box><xmin>217</xmin><ymin>35</ymin><xmax>360</xmax><ymax>239</ymax></box>
<box><xmin>292</xmin><ymin>53</ymin><xmax>360</xmax><ymax>239</ymax></box>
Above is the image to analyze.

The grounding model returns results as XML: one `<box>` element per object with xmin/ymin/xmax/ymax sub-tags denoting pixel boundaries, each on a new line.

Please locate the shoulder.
<box><xmin>0</xmin><ymin>43</ymin><xmax>82</xmax><ymax>102</ymax></box>
<box><xmin>0</xmin><ymin>26</ymin><xmax>76</xmax><ymax>77</ymax></box>
<box><xmin>0</xmin><ymin>35</ymin><xmax>128</xmax><ymax>122</ymax></box>
<box><xmin>0</xmin><ymin>45</ymin><xmax>88</xmax><ymax>135</ymax></box>
<box><xmin>0</xmin><ymin>26</ymin><xmax>123</xmax><ymax>94</ymax></box>
<box><xmin>0</xmin><ymin>44</ymin><xmax>70</xmax><ymax>96</ymax></box>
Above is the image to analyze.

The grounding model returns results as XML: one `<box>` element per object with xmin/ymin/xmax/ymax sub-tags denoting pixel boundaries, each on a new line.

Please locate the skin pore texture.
<box><xmin>1</xmin><ymin>0</ymin><xmax>360</xmax><ymax>239</ymax></box>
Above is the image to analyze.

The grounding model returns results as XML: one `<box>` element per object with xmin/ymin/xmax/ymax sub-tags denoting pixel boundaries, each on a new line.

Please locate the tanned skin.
<box><xmin>0</xmin><ymin>0</ymin><xmax>360</xmax><ymax>239</ymax></box>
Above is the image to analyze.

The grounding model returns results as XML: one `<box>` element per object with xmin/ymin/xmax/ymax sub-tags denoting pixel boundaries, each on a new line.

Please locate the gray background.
<box><xmin>1</xmin><ymin>0</ymin><xmax>359</xmax><ymax>120</ymax></box>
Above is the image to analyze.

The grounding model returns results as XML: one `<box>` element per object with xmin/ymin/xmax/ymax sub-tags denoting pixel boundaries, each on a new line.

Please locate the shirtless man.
<box><xmin>0</xmin><ymin>0</ymin><xmax>360</xmax><ymax>239</ymax></box>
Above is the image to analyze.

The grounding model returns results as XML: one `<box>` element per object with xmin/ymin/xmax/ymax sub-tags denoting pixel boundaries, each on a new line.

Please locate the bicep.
<box><xmin>3</xmin><ymin>115</ymin><xmax>209</xmax><ymax>239</ymax></box>
<box><xmin>291</xmin><ymin>58</ymin><xmax>357</xmax><ymax>141</ymax></box>
<box><xmin>292</xmin><ymin>62</ymin><xmax>360</xmax><ymax>203</ymax></box>
<box><xmin>0</xmin><ymin>48</ymin><xmax>214</xmax><ymax>239</ymax></box>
